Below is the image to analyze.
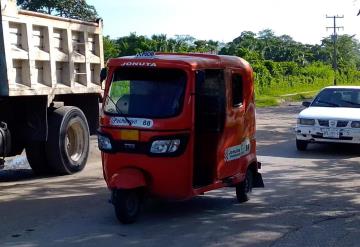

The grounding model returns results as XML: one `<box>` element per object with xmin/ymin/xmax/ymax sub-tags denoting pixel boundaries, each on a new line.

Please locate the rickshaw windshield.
<box><xmin>104</xmin><ymin>67</ymin><xmax>187</xmax><ymax>118</ymax></box>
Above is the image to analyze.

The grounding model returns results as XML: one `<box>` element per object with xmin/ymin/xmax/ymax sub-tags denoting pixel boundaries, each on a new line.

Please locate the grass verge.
<box><xmin>256</xmin><ymin>91</ymin><xmax>318</xmax><ymax>107</ymax></box>
<box><xmin>255</xmin><ymin>81</ymin><xmax>360</xmax><ymax>107</ymax></box>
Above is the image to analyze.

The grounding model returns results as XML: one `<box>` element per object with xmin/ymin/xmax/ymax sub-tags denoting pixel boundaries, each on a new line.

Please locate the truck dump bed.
<box><xmin>0</xmin><ymin>0</ymin><xmax>104</xmax><ymax>96</ymax></box>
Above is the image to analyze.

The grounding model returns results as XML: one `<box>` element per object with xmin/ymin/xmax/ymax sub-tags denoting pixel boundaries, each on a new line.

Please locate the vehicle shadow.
<box><xmin>0</xmin><ymin>169</ymin><xmax>35</xmax><ymax>182</ymax></box>
<box><xmin>256</xmin><ymin>128</ymin><xmax>360</xmax><ymax>160</ymax></box>
<box><xmin>2</xmin><ymin>159</ymin><xmax>360</xmax><ymax>247</ymax></box>
<box><xmin>0</xmin><ymin>137</ymin><xmax>100</xmax><ymax>183</ymax></box>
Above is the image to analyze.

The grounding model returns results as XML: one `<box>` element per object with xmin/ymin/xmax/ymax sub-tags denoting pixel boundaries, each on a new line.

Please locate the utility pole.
<box><xmin>326</xmin><ymin>15</ymin><xmax>344</xmax><ymax>85</ymax></box>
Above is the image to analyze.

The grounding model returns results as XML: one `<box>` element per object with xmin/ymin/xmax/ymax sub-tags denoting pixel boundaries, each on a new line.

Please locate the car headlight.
<box><xmin>298</xmin><ymin>118</ymin><xmax>315</xmax><ymax>126</ymax></box>
<box><xmin>150</xmin><ymin>139</ymin><xmax>181</xmax><ymax>154</ymax></box>
<box><xmin>98</xmin><ymin>135</ymin><xmax>112</xmax><ymax>150</ymax></box>
<box><xmin>351</xmin><ymin>121</ymin><xmax>360</xmax><ymax>128</ymax></box>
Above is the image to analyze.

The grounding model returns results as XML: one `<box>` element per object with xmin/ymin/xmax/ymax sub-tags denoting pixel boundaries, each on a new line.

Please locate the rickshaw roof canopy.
<box><xmin>108</xmin><ymin>52</ymin><xmax>252</xmax><ymax>71</ymax></box>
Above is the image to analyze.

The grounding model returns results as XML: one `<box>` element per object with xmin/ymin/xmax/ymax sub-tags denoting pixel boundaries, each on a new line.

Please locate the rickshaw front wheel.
<box><xmin>236</xmin><ymin>170</ymin><xmax>253</xmax><ymax>203</ymax></box>
<box><xmin>112</xmin><ymin>189</ymin><xmax>141</xmax><ymax>224</ymax></box>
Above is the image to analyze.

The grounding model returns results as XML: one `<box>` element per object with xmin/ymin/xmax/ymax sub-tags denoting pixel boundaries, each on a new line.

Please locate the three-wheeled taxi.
<box><xmin>98</xmin><ymin>52</ymin><xmax>264</xmax><ymax>224</ymax></box>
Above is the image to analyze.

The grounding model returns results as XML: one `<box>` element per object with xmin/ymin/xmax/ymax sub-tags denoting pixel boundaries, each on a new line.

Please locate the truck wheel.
<box><xmin>25</xmin><ymin>142</ymin><xmax>51</xmax><ymax>175</ymax></box>
<box><xmin>46</xmin><ymin>106</ymin><xmax>89</xmax><ymax>175</ymax></box>
<box><xmin>236</xmin><ymin>169</ymin><xmax>253</xmax><ymax>203</ymax></box>
<box><xmin>112</xmin><ymin>189</ymin><xmax>141</xmax><ymax>224</ymax></box>
<box><xmin>296</xmin><ymin>139</ymin><xmax>308</xmax><ymax>151</ymax></box>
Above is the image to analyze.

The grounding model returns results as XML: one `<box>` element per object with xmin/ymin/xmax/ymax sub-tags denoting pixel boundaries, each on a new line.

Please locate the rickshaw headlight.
<box><xmin>150</xmin><ymin>139</ymin><xmax>181</xmax><ymax>154</ymax></box>
<box><xmin>98</xmin><ymin>135</ymin><xmax>112</xmax><ymax>150</ymax></box>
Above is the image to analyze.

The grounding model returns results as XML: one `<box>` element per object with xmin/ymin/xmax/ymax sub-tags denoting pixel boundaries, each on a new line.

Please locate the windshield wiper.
<box><xmin>340</xmin><ymin>99</ymin><xmax>360</xmax><ymax>106</ymax></box>
<box><xmin>316</xmin><ymin>100</ymin><xmax>340</xmax><ymax>107</ymax></box>
<box><xmin>105</xmin><ymin>95</ymin><xmax>132</xmax><ymax>126</ymax></box>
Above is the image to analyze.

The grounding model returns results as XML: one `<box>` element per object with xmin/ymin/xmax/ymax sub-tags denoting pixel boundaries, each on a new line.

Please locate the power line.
<box><xmin>326</xmin><ymin>15</ymin><xmax>344</xmax><ymax>86</ymax></box>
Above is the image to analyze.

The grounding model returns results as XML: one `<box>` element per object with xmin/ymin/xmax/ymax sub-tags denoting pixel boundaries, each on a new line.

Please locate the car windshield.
<box><xmin>311</xmin><ymin>88</ymin><xmax>360</xmax><ymax>108</ymax></box>
<box><xmin>103</xmin><ymin>68</ymin><xmax>187</xmax><ymax>118</ymax></box>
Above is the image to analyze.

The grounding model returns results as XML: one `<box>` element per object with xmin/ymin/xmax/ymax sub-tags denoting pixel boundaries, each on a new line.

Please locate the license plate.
<box><xmin>120</xmin><ymin>130</ymin><xmax>139</xmax><ymax>141</ymax></box>
<box><xmin>322</xmin><ymin>128</ymin><xmax>339</xmax><ymax>138</ymax></box>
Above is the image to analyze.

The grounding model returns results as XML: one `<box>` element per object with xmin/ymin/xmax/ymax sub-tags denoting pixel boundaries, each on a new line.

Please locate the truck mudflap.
<box><xmin>0</xmin><ymin>122</ymin><xmax>11</xmax><ymax>167</ymax></box>
<box><xmin>253</xmin><ymin>171</ymin><xmax>264</xmax><ymax>188</ymax></box>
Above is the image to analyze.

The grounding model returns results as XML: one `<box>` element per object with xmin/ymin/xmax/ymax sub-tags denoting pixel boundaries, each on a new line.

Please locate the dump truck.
<box><xmin>0</xmin><ymin>0</ymin><xmax>104</xmax><ymax>175</ymax></box>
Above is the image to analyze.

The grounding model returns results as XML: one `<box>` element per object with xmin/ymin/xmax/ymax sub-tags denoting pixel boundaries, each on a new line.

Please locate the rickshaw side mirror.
<box><xmin>100</xmin><ymin>68</ymin><xmax>108</xmax><ymax>90</ymax></box>
<box><xmin>100</xmin><ymin>68</ymin><xmax>107</xmax><ymax>82</ymax></box>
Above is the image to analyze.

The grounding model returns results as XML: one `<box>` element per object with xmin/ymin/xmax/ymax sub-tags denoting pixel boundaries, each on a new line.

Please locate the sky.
<box><xmin>87</xmin><ymin>0</ymin><xmax>360</xmax><ymax>45</ymax></box>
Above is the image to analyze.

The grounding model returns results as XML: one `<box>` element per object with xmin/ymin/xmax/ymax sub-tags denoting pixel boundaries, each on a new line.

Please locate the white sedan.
<box><xmin>295</xmin><ymin>86</ymin><xmax>360</xmax><ymax>151</ymax></box>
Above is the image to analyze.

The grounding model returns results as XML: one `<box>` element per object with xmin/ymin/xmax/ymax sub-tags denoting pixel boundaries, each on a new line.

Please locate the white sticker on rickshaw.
<box><xmin>110</xmin><ymin>117</ymin><xmax>154</xmax><ymax>128</ymax></box>
<box><xmin>224</xmin><ymin>138</ymin><xmax>251</xmax><ymax>162</ymax></box>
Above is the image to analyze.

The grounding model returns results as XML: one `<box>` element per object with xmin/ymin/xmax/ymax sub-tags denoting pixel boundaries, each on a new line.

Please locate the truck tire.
<box><xmin>46</xmin><ymin>106</ymin><xmax>89</xmax><ymax>175</ymax></box>
<box><xmin>25</xmin><ymin>142</ymin><xmax>51</xmax><ymax>175</ymax></box>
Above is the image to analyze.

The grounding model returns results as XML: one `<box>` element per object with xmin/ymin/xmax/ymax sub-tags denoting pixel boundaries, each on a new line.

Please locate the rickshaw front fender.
<box><xmin>109</xmin><ymin>168</ymin><xmax>147</xmax><ymax>189</ymax></box>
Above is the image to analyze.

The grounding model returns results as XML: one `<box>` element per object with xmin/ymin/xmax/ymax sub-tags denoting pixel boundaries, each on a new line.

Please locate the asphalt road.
<box><xmin>1</xmin><ymin>103</ymin><xmax>360</xmax><ymax>247</ymax></box>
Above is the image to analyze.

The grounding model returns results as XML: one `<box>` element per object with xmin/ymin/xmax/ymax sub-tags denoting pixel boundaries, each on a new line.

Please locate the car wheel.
<box><xmin>296</xmin><ymin>139</ymin><xmax>308</xmax><ymax>151</ymax></box>
<box><xmin>236</xmin><ymin>169</ymin><xmax>253</xmax><ymax>203</ymax></box>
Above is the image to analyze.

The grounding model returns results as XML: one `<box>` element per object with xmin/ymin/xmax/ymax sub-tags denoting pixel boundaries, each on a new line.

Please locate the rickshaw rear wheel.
<box><xmin>236</xmin><ymin>169</ymin><xmax>253</xmax><ymax>203</ymax></box>
<box><xmin>112</xmin><ymin>189</ymin><xmax>141</xmax><ymax>224</ymax></box>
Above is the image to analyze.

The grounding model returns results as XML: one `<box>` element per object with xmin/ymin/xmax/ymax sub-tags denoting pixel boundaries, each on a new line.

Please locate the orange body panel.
<box><xmin>99</xmin><ymin>53</ymin><xmax>258</xmax><ymax>200</ymax></box>
<box><xmin>101</xmin><ymin>130</ymin><xmax>195</xmax><ymax>200</ymax></box>
<box><xmin>109</xmin><ymin>168</ymin><xmax>147</xmax><ymax>189</ymax></box>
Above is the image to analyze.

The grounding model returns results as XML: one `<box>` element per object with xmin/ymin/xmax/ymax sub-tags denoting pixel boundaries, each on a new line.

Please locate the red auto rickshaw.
<box><xmin>98</xmin><ymin>52</ymin><xmax>264</xmax><ymax>224</ymax></box>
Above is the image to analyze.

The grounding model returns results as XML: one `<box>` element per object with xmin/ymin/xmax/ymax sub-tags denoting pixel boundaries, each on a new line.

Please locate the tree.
<box><xmin>173</xmin><ymin>35</ymin><xmax>196</xmax><ymax>52</ymax></box>
<box><xmin>192</xmin><ymin>40</ymin><xmax>219</xmax><ymax>53</ymax></box>
<box><xmin>116</xmin><ymin>33</ymin><xmax>152</xmax><ymax>56</ymax></box>
<box><xmin>258</xmin><ymin>29</ymin><xmax>275</xmax><ymax>40</ymax></box>
<box><xmin>16</xmin><ymin>0</ymin><xmax>98</xmax><ymax>22</ymax></box>
<box><xmin>98</xmin><ymin>29</ymin><xmax>360</xmax><ymax>92</ymax></box>
<box><xmin>320</xmin><ymin>35</ymin><xmax>360</xmax><ymax>70</ymax></box>
<box><xmin>17</xmin><ymin>0</ymin><xmax>58</xmax><ymax>14</ymax></box>
<box><xmin>151</xmin><ymin>34</ymin><xmax>168</xmax><ymax>52</ymax></box>
<box><xmin>103</xmin><ymin>36</ymin><xmax>120</xmax><ymax>62</ymax></box>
